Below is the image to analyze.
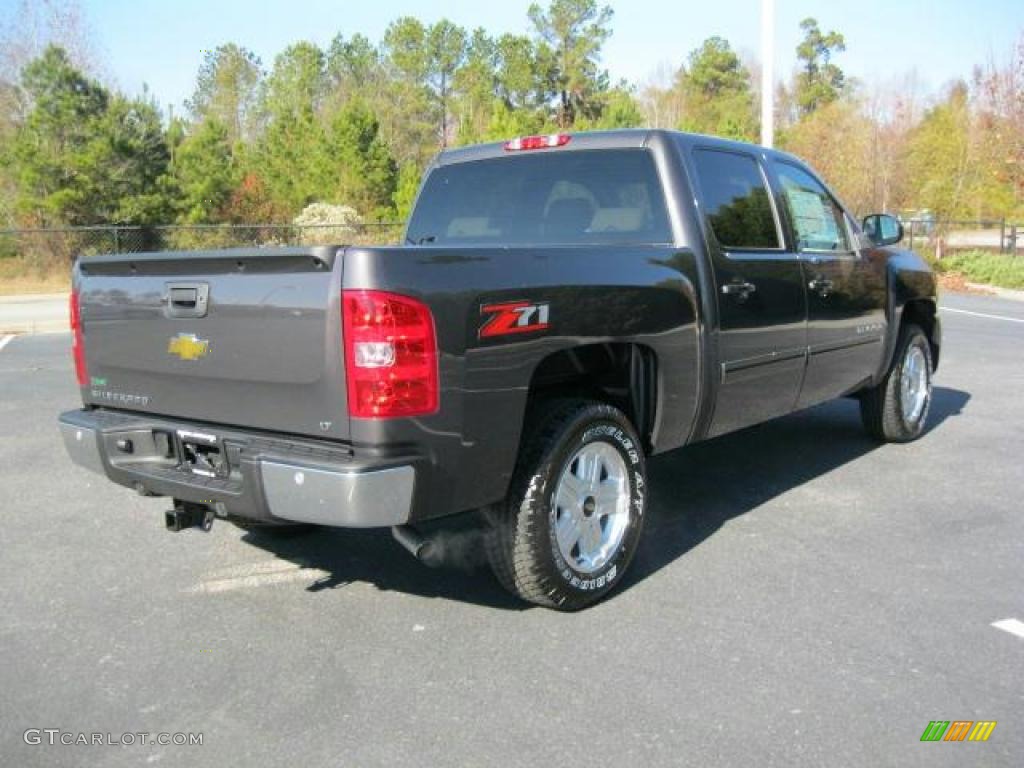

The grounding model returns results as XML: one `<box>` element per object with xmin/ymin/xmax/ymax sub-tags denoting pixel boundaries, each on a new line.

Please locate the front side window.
<box><xmin>692</xmin><ymin>149</ymin><xmax>780</xmax><ymax>250</ymax></box>
<box><xmin>405</xmin><ymin>150</ymin><xmax>672</xmax><ymax>246</ymax></box>
<box><xmin>773</xmin><ymin>162</ymin><xmax>851</xmax><ymax>252</ymax></box>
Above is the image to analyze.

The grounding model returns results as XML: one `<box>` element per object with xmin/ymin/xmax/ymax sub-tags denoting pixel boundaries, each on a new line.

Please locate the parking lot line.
<box><xmin>0</xmin><ymin>335</ymin><xmax>14</xmax><ymax>352</ymax></box>
<box><xmin>991</xmin><ymin>618</ymin><xmax>1024</xmax><ymax>639</ymax></box>
<box><xmin>940</xmin><ymin>306</ymin><xmax>1024</xmax><ymax>324</ymax></box>
<box><xmin>188</xmin><ymin>559</ymin><xmax>331</xmax><ymax>594</ymax></box>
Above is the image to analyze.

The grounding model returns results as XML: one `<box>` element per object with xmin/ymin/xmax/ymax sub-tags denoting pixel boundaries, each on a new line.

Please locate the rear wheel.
<box><xmin>487</xmin><ymin>400</ymin><xmax>647</xmax><ymax>610</ymax></box>
<box><xmin>860</xmin><ymin>323</ymin><xmax>933</xmax><ymax>442</ymax></box>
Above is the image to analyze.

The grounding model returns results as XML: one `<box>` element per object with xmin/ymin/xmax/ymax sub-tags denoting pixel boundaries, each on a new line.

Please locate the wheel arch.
<box><xmin>878</xmin><ymin>256</ymin><xmax>942</xmax><ymax>381</ymax></box>
<box><xmin>901</xmin><ymin>299</ymin><xmax>940</xmax><ymax>371</ymax></box>
<box><xmin>524</xmin><ymin>342</ymin><xmax>660</xmax><ymax>454</ymax></box>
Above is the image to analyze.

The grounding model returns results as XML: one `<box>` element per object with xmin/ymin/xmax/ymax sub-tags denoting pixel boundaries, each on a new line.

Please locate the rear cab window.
<box><xmin>406</xmin><ymin>150</ymin><xmax>672</xmax><ymax>246</ymax></box>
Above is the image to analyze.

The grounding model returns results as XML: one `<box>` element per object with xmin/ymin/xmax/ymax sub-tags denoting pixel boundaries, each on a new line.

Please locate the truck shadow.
<box><xmin>239</xmin><ymin>386</ymin><xmax>969</xmax><ymax>611</ymax></box>
<box><xmin>624</xmin><ymin>385</ymin><xmax>971</xmax><ymax>597</ymax></box>
<box><xmin>238</xmin><ymin>514</ymin><xmax>526</xmax><ymax>610</ymax></box>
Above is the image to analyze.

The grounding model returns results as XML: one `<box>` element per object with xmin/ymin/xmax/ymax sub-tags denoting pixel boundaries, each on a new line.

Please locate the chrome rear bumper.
<box><xmin>57</xmin><ymin>410</ymin><xmax>415</xmax><ymax>528</ymax></box>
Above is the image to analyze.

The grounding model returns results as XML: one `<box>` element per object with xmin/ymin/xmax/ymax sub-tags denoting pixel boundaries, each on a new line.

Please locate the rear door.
<box><xmin>769</xmin><ymin>161</ymin><xmax>887</xmax><ymax>407</ymax></box>
<box><xmin>689</xmin><ymin>147</ymin><xmax>808</xmax><ymax>437</ymax></box>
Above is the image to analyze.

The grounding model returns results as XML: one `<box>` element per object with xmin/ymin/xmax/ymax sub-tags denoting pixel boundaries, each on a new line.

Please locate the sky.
<box><xmin>3</xmin><ymin>0</ymin><xmax>1022</xmax><ymax>114</ymax></box>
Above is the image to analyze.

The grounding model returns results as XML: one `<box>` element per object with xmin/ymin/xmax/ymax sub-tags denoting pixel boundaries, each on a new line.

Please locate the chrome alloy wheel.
<box><xmin>552</xmin><ymin>442</ymin><xmax>631</xmax><ymax>574</ymax></box>
<box><xmin>900</xmin><ymin>344</ymin><xmax>930</xmax><ymax>423</ymax></box>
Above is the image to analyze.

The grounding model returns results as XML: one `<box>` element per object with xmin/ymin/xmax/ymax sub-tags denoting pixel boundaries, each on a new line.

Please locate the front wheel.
<box><xmin>487</xmin><ymin>400</ymin><xmax>647</xmax><ymax>611</ymax></box>
<box><xmin>860</xmin><ymin>323</ymin><xmax>933</xmax><ymax>442</ymax></box>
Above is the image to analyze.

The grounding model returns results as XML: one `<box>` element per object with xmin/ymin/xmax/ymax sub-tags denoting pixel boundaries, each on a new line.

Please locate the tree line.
<box><xmin>0</xmin><ymin>0</ymin><xmax>1021</xmax><ymax>233</ymax></box>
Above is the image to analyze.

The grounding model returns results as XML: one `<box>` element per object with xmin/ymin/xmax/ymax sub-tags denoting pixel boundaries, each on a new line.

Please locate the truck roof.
<box><xmin>434</xmin><ymin>128</ymin><xmax>802</xmax><ymax>168</ymax></box>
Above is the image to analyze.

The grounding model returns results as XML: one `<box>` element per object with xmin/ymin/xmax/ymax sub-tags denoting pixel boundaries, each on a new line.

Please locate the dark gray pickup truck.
<box><xmin>59</xmin><ymin>129</ymin><xmax>941</xmax><ymax>610</ymax></box>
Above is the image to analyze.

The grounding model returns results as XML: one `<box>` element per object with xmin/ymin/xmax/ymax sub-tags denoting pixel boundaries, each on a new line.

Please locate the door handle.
<box><xmin>808</xmin><ymin>276</ymin><xmax>835</xmax><ymax>297</ymax></box>
<box><xmin>165</xmin><ymin>282</ymin><xmax>210</xmax><ymax>318</ymax></box>
<box><xmin>170</xmin><ymin>287</ymin><xmax>197</xmax><ymax>308</ymax></box>
<box><xmin>722</xmin><ymin>280</ymin><xmax>757</xmax><ymax>299</ymax></box>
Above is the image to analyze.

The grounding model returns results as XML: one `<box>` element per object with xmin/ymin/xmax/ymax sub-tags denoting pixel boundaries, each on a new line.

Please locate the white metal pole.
<box><xmin>760</xmin><ymin>0</ymin><xmax>775</xmax><ymax>148</ymax></box>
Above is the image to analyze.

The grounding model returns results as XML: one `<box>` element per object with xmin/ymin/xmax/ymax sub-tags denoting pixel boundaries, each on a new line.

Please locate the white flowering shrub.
<box><xmin>293</xmin><ymin>203</ymin><xmax>363</xmax><ymax>244</ymax></box>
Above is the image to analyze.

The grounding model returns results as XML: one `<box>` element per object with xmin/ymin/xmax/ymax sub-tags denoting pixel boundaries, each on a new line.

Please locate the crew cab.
<box><xmin>59</xmin><ymin>130</ymin><xmax>941</xmax><ymax>610</ymax></box>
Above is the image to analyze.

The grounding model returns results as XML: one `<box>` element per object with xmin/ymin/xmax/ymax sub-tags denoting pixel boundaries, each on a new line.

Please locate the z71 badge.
<box><xmin>479</xmin><ymin>301</ymin><xmax>550</xmax><ymax>338</ymax></box>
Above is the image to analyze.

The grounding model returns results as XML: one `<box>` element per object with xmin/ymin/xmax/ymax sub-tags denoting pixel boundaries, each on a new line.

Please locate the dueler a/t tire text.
<box><xmin>488</xmin><ymin>399</ymin><xmax>647</xmax><ymax>610</ymax></box>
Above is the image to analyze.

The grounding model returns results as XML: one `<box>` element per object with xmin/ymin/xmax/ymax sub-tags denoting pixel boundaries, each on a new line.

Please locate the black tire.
<box><xmin>487</xmin><ymin>399</ymin><xmax>647</xmax><ymax>611</ymax></box>
<box><xmin>860</xmin><ymin>323</ymin><xmax>933</xmax><ymax>442</ymax></box>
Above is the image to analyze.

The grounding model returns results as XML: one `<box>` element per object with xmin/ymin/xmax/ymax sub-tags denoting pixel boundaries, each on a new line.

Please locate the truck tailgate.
<box><xmin>76</xmin><ymin>246</ymin><xmax>349</xmax><ymax>441</ymax></box>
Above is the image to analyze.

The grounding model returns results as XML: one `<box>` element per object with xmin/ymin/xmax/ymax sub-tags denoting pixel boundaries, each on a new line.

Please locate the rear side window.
<box><xmin>406</xmin><ymin>150</ymin><xmax>672</xmax><ymax>246</ymax></box>
<box><xmin>692</xmin><ymin>149</ymin><xmax>780</xmax><ymax>250</ymax></box>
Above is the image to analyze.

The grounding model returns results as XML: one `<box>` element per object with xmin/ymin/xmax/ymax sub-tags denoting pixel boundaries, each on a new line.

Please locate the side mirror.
<box><xmin>862</xmin><ymin>213</ymin><xmax>904</xmax><ymax>247</ymax></box>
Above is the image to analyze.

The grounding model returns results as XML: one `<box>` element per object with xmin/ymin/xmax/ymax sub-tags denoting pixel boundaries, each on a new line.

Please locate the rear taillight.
<box><xmin>69</xmin><ymin>290</ymin><xmax>88</xmax><ymax>387</ymax></box>
<box><xmin>342</xmin><ymin>290</ymin><xmax>438</xmax><ymax>419</ymax></box>
<box><xmin>504</xmin><ymin>133</ymin><xmax>571</xmax><ymax>151</ymax></box>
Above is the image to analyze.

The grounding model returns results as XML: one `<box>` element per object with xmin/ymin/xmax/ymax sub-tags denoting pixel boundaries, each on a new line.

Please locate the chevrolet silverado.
<box><xmin>59</xmin><ymin>129</ymin><xmax>941</xmax><ymax>610</ymax></box>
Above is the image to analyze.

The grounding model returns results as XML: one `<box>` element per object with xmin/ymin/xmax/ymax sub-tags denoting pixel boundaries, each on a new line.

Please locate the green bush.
<box><xmin>937</xmin><ymin>250</ymin><xmax>1024</xmax><ymax>290</ymax></box>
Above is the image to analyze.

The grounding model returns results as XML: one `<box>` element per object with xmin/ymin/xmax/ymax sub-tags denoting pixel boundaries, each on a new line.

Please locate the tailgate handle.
<box><xmin>171</xmin><ymin>289</ymin><xmax>196</xmax><ymax>307</ymax></box>
<box><xmin>166</xmin><ymin>283</ymin><xmax>209</xmax><ymax>318</ymax></box>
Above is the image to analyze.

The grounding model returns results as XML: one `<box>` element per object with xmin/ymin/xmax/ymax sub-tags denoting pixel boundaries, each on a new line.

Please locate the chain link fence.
<box><xmin>903</xmin><ymin>218</ymin><xmax>1020</xmax><ymax>256</ymax></box>
<box><xmin>1</xmin><ymin>218</ymin><xmax>1017</xmax><ymax>280</ymax></box>
<box><xmin>0</xmin><ymin>222</ymin><xmax>406</xmax><ymax>272</ymax></box>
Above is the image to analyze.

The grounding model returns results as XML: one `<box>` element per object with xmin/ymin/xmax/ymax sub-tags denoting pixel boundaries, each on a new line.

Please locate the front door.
<box><xmin>769</xmin><ymin>161</ymin><xmax>887</xmax><ymax>408</ymax></box>
<box><xmin>689</xmin><ymin>147</ymin><xmax>808</xmax><ymax>437</ymax></box>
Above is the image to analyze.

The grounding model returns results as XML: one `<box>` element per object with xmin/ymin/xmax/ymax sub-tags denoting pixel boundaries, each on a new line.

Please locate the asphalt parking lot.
<box><xmin>1</xmin><ymin>291</ymin><xmax>1021</xmax><ymax>767</ymax></box>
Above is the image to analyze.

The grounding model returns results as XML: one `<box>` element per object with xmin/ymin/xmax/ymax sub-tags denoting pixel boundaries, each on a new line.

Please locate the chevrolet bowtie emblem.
<box><xmin>167</xmin><ymin>333</ymin><xmax>210</xmax><ymax>361</ymax></box>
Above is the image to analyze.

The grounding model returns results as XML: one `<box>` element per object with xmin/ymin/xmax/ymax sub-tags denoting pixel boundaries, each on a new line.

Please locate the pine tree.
<box><xmin>172</xmin><ymin>118</ymin><xmax>237</xmax><ymax>223</ymax></box>
<box><xmin>327</xmin><ymin>100</ymin><xmax>397</xmax><ymax>218</ymax></box>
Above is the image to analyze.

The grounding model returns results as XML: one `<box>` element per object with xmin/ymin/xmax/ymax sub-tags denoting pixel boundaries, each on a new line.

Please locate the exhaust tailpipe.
<box><xmin>391</xmin><ymin>525</ymin><xmax>440</xmax><ymax>566</ymax></box>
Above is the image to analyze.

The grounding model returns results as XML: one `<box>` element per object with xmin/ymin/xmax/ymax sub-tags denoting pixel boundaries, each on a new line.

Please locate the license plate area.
<box><xmin>177</xmin><ymin>429</ymin><xmax>228</xmax><ymax>478</ymax></box>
